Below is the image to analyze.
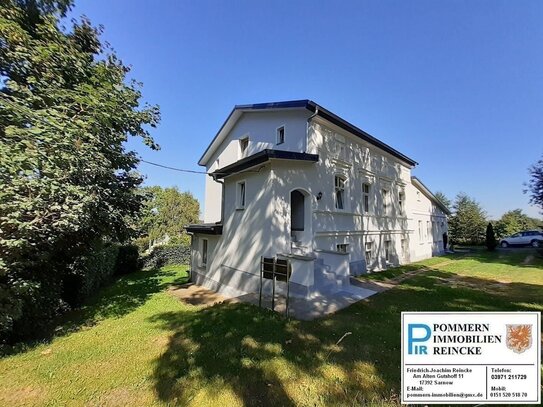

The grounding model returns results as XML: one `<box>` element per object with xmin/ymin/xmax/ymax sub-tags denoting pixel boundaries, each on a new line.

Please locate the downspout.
<box><xmin>211</xmin><ymin>173</ymin><xmax>225</xmax><ymax>224</ymax></box>
<box><xmin>305</xmin><ymin>106</ymin><xmax>319</xmax><ymax>153</ymax></box>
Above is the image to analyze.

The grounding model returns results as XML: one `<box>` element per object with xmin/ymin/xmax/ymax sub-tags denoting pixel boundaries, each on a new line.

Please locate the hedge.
<box><xmin>5</xmin><ymin>242</ymin><xmax>141</xmax><ymax>343</ymax></box>
<box><xmin>141</xmin><ymin>244</ymin><xmax>190</xmax><ymax>269</ymax></box>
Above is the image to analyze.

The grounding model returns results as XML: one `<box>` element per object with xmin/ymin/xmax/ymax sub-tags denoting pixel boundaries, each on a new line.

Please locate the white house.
<box><xmin>187</xmin><ymin>100</ymin><xmax>450</xmax><ymax>301</ymax></box>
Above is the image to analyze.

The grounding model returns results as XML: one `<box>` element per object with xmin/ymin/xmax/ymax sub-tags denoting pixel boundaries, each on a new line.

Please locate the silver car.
<box><xmin>500</xmin><ymin>230</ymin><xmax>543</xmax><ymax>248</ymax></box>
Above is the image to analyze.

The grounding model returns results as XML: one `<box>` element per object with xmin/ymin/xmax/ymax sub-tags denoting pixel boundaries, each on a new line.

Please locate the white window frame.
<box><xmin>382</xmin><ymin>188</ymin><xmax>390</xmax><ymax>216</ymax></box>
<box><xmin>365</xmin><ymin>241</ymin><xmax>373</xmax><ymax>265</ymax></box>
<box><xmin>427</xmin><ymin>221</ymin><xmax>432</xmax><ymax>243</ymax></box>
<box><xmin>362</xmin><ymin>182</ymin><xmax>371</xmax><ymax>214</ymax></box>
<box><xmin>276</xmin><ymin>125</ymin><xmax>285</xmax><ymax>145</ymax></box>
<box><xmin>336</xmin><ymin>243</ymin><xmax>349</xmax><ymax>253</ymax></box>
<box><xmin>401</xmin><ymin>238</ymin><xmax>409</xmax><ymax>260</ymax></box>
<box><xmin>398</xmin><ymin>190</ymin><xmax>405</xmax><ymax>215</ymax></box>
<box><xmin>236</xmin><ymin>180</ymin><xmax>246</xmax><ymax>210</ymax></box>
<box><xmin>239</xmin><ymin>135</ymin><xmax>249</xmax><ymax>157</ymax></box>
<box><xmin>384</xmin><ymin>240</ymin><xmax>392</xmax><ymax>263</ymax></box>
<box><xmin>333</xmin><ymin>134</ymin><xmax>346</xmax><ymax>161</ymax></box>
<box><xmin>201</xmin><ymin>238</ymin><xmax>208</xmax><ymax>267</ymax></box>
<box><xmin>334</xmin><ymin>175</ymin><xmax>347</xmax><ymax>211</ymax></box>
<box><xmin>418</xmin><ymin>220</ymin><xmax>423</xmax><ymax>242</ymax></box>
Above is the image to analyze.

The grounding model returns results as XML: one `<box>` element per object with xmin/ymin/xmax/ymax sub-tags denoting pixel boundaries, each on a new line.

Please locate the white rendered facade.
<box><xmin>188</xmin><ymin>101</ymin><xmax>449</xmax><ymax>299</ymax></box>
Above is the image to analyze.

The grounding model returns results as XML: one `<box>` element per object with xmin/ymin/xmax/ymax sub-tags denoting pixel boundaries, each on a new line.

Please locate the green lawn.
<box><xmin>1</xmin><ymin>250</ymin><xmax>542</xmax><ymax>406</ymax></box>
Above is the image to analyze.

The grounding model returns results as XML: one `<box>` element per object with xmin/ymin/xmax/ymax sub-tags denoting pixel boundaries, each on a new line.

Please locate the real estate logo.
<box><xmin>506</xmin><ymin>324</ymin><xmax>532</xmax><ymax>354</ymax></box>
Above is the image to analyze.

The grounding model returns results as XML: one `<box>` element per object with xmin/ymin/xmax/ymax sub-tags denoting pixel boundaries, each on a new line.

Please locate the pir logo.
<box><xmin>506</xmin><ymin>324</ymin><xmax>532</xmax><ymax>354</ymax></box>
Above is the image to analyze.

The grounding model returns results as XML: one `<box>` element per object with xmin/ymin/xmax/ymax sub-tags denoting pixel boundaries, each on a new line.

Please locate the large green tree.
<box><xmin>434</xmin><ymin>191</ymin><xmax>452</xmax><ymax>211</ymax></box>
<box><xmin>494</xmin><ymin>209</ymin><xmax>541</xmax><ymax>238</ymax></box>
<box><xmin>527</xmin><ymin>156</ymin><xmax>543</xmax><ymax>213</ymax></box>
<box><xmin>448</xmin><ymin>193</ymin><xmax>487</xmax><ymax>245</ymax></box>
<box><xmin>138</xmin><ymin>186</ymin><xmax>200</xmax><ymax>248</ymax></box>
<box><xmin>0</xmin><ymin>0</ymin><xmax>159</xmax><ymax>340</ymax></box>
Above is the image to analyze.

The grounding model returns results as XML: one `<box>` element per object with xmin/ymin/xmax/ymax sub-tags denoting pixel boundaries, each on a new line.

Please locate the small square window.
<box><xmin>276</xmin><ymin>126</ymin><xmax>285</xmax><ymax>144</ymax></box>
<box><xmin>239</xmin><ymin>137</ymin><xmax>249</xmax><ymax>155</ymax></box>
<box><xmin>337</xmin><ymin>243</ymin><xmax>349</xmax><ymax>253</ymax></box>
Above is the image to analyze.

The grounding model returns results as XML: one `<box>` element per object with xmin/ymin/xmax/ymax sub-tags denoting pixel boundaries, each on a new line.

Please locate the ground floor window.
<box><xmin>384</xmin><ymin>240</ymin><xmax>392</xmax><ymax>263</ymax></box>
<box><xmin>201</xmin><ymin>239</ymin><xmax>208</xmax><ymax>266</ymax></box>
<box><xmin>365</xmin><ymin>241</ymin><xmax>373</xmax><ymax>265</ymax></box>
<box><xmin>401</xmin><ymin>238</ymin><xmax>409</xmax><ymax>260</ymax></box>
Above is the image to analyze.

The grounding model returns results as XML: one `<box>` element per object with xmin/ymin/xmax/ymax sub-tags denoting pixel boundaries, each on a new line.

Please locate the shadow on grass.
<box><xmin>1</xmin><ymin>266</ymin><xmax>189</xmax><ymax>357</ymax></box>
<box><xmin>150</xmin><ymin>266</ymin><xmax>543</xmax><ymax>407</ymax></box>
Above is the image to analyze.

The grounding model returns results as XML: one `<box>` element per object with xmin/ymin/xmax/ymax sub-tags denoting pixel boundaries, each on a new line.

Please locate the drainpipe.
<box><xmin>211</xmin><ymin>173</ymin><xmax>225</xmax><ymax>225</ymax></box>
<box><xmin>306</xmin><ymin>106</ymin><xmax>319</xmax><ymax>153</ymax></box>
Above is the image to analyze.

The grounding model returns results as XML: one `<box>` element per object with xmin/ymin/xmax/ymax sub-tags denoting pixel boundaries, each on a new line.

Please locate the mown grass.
<box><xmin>1</xmin><ymin>251</ymin><xmax>542</xmax><ymax>406</ymax></box>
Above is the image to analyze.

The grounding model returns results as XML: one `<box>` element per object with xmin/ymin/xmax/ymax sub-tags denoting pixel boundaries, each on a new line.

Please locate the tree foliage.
<box><xmin>494</xmin><ymin>209</ymin><xmax>541</xmax><ymax>238</ymax></box>
<box><xmin>434</xmin><ymin>191</ymin><xmax>452</xmax><ymax>210</ymax></box>
<box><xmin>137</xmin><ymin>186</ymin><xmax>200</xmax><ymax>248</ymax></box>
<box><xmin>527</xmin><ymin>156</ymin><xmax>543</xmax><ymax>213</ymax></box>
<box><xmin>0</xmin><ymin>0</ymin><xmax>159</xmax><ymax>341</ymax></box>
<box><xmin>448</xmin><ymin>193</ymin><xmax>487</xmax><ymax>245</ymax></box>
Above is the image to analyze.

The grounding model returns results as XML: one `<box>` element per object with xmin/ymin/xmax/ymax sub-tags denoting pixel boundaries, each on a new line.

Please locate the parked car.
<box><xmin>500</xmin><ymin>230</ymin><xmax>543</xmax><ymax>248</ymax></box>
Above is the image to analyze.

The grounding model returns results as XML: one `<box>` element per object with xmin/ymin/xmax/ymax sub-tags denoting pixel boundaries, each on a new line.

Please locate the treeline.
<box><xmin>435</xmin><ymin>193</ymin><xmax>542</xmax><ymax>246</ymax></box>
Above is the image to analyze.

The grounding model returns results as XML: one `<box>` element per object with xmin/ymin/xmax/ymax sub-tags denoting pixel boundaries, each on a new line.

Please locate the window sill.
<box><xmin>314</xmin><ymin>249</ymin><xmax>350</xmax><ymax>256</ymax></box>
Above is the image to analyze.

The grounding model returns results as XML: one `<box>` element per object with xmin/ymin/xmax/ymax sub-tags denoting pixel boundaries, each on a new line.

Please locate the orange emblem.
<box><xmin>506</xmin><ymin>324</ymin><xmax>532</xmax><ymax>354</ymax></box>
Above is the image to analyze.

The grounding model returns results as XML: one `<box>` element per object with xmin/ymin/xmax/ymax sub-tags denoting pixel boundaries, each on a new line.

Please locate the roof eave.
<box><xmin>411</xmin><ymin>176</ymin><xmax>451</xmax><ymax>215</ymax></box>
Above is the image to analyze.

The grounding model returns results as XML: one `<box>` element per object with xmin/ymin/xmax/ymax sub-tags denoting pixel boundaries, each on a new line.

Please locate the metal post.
<box><xmin>271</xmin><ymin>259</ymin><xmax>276</xmax><ymax>311</ymax></box>
<box><xmin>285</xmin><ymin>262</ymin><xmax>291</xmax><ymax>317</ymax></box>
<box><xmin>259</xmin><ymin>256</ymin><xmax>263</xmax><ymax>308</ymax></box>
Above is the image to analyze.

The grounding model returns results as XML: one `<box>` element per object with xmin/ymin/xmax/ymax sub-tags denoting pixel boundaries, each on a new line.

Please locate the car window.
<box><xmin>511</xmin><ymin>233</ymin><xmax>520</xmax><ymax>238</ymax></box>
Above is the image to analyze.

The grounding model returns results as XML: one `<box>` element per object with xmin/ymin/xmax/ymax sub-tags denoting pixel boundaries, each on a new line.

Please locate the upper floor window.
<box><xmin>334</xmin><ymin>175</ymin><xmax>346</xmax><ymax>210</ymax></box>
<box><xmin>336</xmin><ymin>243</ymin><xmax>349</xmax><ymax>253</ymax></box>
<box><xmin>382</xmin><ymin>189</ymin><xmax>390</xmax><ymax>216</ymax></box>
<box><xmin>416</xmin><ymin>191</ymin><xmax>421</xmax><ymax>202</ymax></box>
<box><xmin>239</xmin><ymin>136</ymin><xmax>249</xmax><ymax>156</ymax></box>
<box><xmin>362</xmin><ymin>183</ymin><xmax>371</xmax><ymax>213</ymax></box>
<box><xmin>398</xmin><ymin>191</ymin><xmax>405</xmax><ymax>215</ymax></box>
<box><xmin>237</xmin><ymin>181</ymin><xmax>246</xmax><ymax>209</ymax></box>
<box><xmin>333</xmin><ymin>134</ymin><xmax>346</xmax><ymax>161</ymax></box>
<box><xmin>276</xmin><ymin>126</ymin><xmax>285</xmax><ymax>145</ymax></box>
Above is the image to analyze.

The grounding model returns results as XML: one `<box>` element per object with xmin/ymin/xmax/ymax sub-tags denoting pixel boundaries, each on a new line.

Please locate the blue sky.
<box><xmin>69</xmin><ymin>0</ymin><xmax>543</xmax><ymax>219</ymax></box>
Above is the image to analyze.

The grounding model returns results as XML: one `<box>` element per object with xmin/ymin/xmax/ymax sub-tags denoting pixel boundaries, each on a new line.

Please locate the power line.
<box><xmin>140</xmin><ymin>159</ymin><xmax>208</xmax><ymax>174</ymax></box>
<box><xmin>140</xmin><ymin>159</ymin><xmax>264</xmax><ymax>177</ymax></box>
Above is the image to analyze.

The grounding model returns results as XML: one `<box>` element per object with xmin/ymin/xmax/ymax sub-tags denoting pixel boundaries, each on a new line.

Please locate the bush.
<box><xmin>10</xmin><ymin>276</ymin><xmax>68</xmax><ymax>343</ymax></box>
<box><xmin>115</xmin><ymin>245</ymin><xmax>140</xmax><ymax>275</ymax></box>
<box><xmin>63</xmin><ymin>243</ymin><xmax>120</xmax><ymax>308</ymax></box>
<box><xmin>141</xmin><ymin>244</ymin><xmax>190</xmax><ymax>269</ymax></box>
<box><xmin>485</xmin><ymin>223</ymin><xmax>497</xmax><ymax>251</ymax></box>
